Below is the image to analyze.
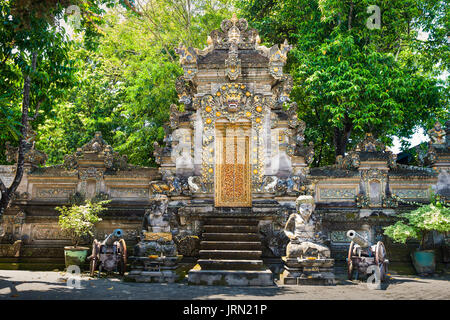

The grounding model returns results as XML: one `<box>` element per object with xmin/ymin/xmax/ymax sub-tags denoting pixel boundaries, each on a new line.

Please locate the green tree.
<box><xmin>38</xmin><ymin>1</ymin><xmax>234</xmax><ymax>166</ymax></box>
<box><xmin>384</xmin><ymin>195</ymin><xmax>450</xmax><ymax>249</ymax></box>
<box><xmin>57</xmin><ymin>200</ymin><xmax>109</xmax><ymax>247</ymax></box>
<box><xmin>0</xmin><ymin>0</ymin><xmax>113</xmax><ymax>217</ymax></box>
<box><xmin>238</xmin><ymin>0</ymin><xmax>449</xmax><ymax>166</ymax></box>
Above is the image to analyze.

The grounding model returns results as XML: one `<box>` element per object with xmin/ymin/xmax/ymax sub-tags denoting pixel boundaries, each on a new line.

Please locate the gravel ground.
<box><xmin>0</xmin><ymin>270</ymin><xmax>449</xmax><ymax>300</ymax></box>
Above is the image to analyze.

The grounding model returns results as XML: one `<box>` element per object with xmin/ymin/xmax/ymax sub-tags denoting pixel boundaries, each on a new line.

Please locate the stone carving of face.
<box><xmin>299</xmin><ymin>203</ymin><xmax>314</xmax><ymax>220</ymax></box>
<box><xmin>435</xmin><ymin>122</ymin><xmax>441</xmax><ymax>131</ymax></box>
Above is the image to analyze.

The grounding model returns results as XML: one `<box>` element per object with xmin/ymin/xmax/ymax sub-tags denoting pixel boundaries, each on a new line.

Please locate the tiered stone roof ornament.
<box><xmin>5</xmin><ymin>125</ymin><xmax>47</xmax><ymax>167</ymax></box>
<box><xmin>428</xmin><ymin>121</ymin><xmax>446</xmax><ymax>146</ymax></box>
<box><xmin>355</xmin><ymin>133</ymin><xmax>386</xmax><ymax>152</ymax></box>
<box><xmin>336</xmin><ymin>133</ymin><xmax>397</xmax><ymax>170</ymax></box>
<box><xmin>63</xmin><ymin>132</ymin><xmax>129</xmax><ymax>171</ymax></box>
<box><xmin>174</xmin><ymin>13</ymin><xmax>293</xmax><ymax>111</ymax></box>
<box><xmin>426</xmin><ymin>121</ymin><xmax>450</xmax><ymax>172</ymax></box>
<box><xmin>211</xmin><ymin>13</ymin><xmax>257</xmax><ymax>50</ymax></box>
<box><xmin>340</xmin><ymin>133</ymin><xmax>399</xmax><ymax>209</ymax></box>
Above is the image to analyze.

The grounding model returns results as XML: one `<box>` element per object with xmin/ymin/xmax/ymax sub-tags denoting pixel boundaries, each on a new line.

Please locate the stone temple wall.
<box><xmin>1</xmin><ymin>15</ymin><xmax>449</xmax><ymax>271</ymax></box>
<box><xmin>0</xmin><ymin>129</ymin><xmax>448</xmax><ymax>270</ymax></box>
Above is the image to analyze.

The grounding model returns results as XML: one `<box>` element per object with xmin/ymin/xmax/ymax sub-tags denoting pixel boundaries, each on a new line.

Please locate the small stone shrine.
<box><xmin>281</xmin><ymin>195</ymin><xmax>335</xmax><ymax>285</ymax></box>
<box><xmin>127</xmin><ymin>195</ymin><xmax>182</xmax><ymax>283</ymax></box>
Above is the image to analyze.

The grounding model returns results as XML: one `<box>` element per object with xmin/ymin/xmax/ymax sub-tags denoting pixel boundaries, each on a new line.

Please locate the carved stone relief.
<box><xmin>319</xmin><ymin>188</ymin><xmax>357</xmax><ymax>201</ymax></box>
<box><xmin>109</xmin><ymin>187</ymin><xmax>149</xmax><ymax>199</ymax></box>
<box><xmin>35</xmin><ymin>187</ymin><xmax>76</xmax><ymax>199</ymax></box>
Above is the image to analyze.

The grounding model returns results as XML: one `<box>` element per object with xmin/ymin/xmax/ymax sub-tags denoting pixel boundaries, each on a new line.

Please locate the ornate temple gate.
<box><xmin>214</xmin><ymin>122</ymin><xmax>251</xmax><ymax>207</ymax></box>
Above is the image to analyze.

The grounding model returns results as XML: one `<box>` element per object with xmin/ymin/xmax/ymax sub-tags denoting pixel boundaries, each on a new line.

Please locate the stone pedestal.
<box><xmin>128</xmin><ymin>232</ymin><xmax>183</xmax><ymax>283</ymax></box>
<box><xmin>128</xmin><ymin>256</ymin><xmax>182</xmax><ymax>283</ymax></box>
<box><xmin>281</xmin><ymin>257</ymin><xmax>335</xmax><ymax>285</ymax></box>
<box><xmin>188</xmin><ymin>269</ymin><xmax>274</xmax><ymax>286</ymax></box>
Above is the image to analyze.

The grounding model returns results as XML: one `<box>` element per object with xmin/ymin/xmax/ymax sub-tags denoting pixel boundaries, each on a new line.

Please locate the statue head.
<box><xmin>295</xmin><ymin>195</ymin><xmax>315</xmax><ymax>220</ymax></box>
<box><xmin>435</xmin><ymin>121</ymin><xmax>442</xmax><ymax>131</ymax></box>
<box><xmin>149</xmin><ymin>194</ymin><xmax>169</xmax><ymax>217</ymax></box>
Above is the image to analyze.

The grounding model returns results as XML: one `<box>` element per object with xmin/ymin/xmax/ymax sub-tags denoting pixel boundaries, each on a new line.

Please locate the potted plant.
<box><xmin>384</xmin><ymin>194</ymin><xmax>450</xmax><ymax>275</ymax></box>
<box><xmin>57</xmin><ymin>200</ymin><xmax>109</xmax><ymax>269</ymax></box>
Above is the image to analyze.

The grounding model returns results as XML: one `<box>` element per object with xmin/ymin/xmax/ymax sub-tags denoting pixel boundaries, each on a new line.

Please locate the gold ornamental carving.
<box><xmin>215</xmin><ymin>123</ymin><xmax>251</xmax><ymax>207</ymax></box>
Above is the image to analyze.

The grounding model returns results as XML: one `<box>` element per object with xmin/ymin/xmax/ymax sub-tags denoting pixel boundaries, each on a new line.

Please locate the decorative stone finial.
<box><xmin>230</xmin><ymin>13</ymin><xmax>238</xmax><ymax>23</ymax></box>
<box><xmin>428</xmin><ymin>121</ymin><xmax>445</xmax><ymax>146</ymax></box>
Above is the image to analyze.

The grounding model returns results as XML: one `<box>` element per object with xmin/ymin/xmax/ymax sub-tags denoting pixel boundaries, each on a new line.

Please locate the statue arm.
<box><xmin>142</xmin><ymin>212</ymin><xmax>150</xmax><ymax>232</ymax></box>
<box><xmin>284</xmin><ymin>214</ymin><xmax>296</xmax><ymax>240</ymax></box>
<box><xmin>142</xmin><ymin>218</ymin><xmax>148</xmax><ymax>233</ymax></box>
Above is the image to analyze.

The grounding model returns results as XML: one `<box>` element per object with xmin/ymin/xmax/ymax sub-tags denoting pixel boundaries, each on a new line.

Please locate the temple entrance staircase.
<box><xmin>188</xmin><ymin>216</ymin><xmax>274</xmax><ymax>286</ymax></box>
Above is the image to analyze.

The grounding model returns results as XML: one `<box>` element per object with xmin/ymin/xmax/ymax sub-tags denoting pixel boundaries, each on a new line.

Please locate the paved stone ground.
<box><xmin>0</xmin><ymin>270</ymin><xmax>449</xmax><ymax>300</ymax></box>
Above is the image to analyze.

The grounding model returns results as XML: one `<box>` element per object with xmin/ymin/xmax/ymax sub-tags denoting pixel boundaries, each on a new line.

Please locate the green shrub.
<box><xmin>384</xmin><ymin>195</ymin><xmax>450</xmax><ymax>249</ymax></box>
<box><xmin>57</xmin><ymin>200</ymin><xmax>109</xmax><ymax>247</ymax></box>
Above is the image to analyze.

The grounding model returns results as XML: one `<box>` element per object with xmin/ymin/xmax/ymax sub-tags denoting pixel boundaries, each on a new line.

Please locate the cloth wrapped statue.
<box><xmin>284</xmin><ymin>195</ymin><xmax>330</xmax><ymax>258</ymax></box>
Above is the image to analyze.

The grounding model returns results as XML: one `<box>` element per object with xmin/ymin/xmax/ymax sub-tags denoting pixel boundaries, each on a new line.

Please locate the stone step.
<box><xmin>200</xmin><ymin>241</ymin><xmax>262</xmax><ymax>250</ymax></box>
<box><xmin>205</xmin><ymin>218</ymin><xmax>260</xmax><ymax>226</ymax></box>
<box><xmin>199</xmin><ymin>250</ymin><xmax>262</xmax><ymax>259</ymax></box>
<box><xmin>203</xmin><ymin>225</ymin><xmax>258</xmax><ymax>233</ymax></box>
<box><xmin>188</xmin><ymin>269</ymin><xmax>274</xmax><ymax>286</ymax></box>
<box><xmin>198</xmin><ymin>259</ymin><xmax>264</xmax><ymax>270</ymax></box>
<box><xmin>202</xmin><ymin>233</ymin><xmax>260</xmax><ymax>242</ymax></box>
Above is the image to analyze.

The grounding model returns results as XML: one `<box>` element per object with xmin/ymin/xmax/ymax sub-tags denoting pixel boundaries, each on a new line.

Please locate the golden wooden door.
<box><xmin>214</xmin><ymin>123</ymin><xmax>251</xmax><ymax>207</ymax></box>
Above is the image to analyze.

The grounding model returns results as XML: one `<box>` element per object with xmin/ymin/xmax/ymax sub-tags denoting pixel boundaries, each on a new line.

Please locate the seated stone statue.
<box><xmin>135</xmin><ymin>194</ymin><xmax>177</xmax><ymax>257</ymax></box>
<box><xmin>284</xmin><ymin>195</ymin><xmax>330</xmax><ymax>258</ymax></box>
<box><xmin>142</xmin><ymin>194</ymin><xmax>170</xmax><ymax>233</ymax></box>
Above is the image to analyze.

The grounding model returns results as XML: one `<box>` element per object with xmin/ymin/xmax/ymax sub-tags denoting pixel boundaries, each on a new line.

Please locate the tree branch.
<box><xmin>1</xmin><ymin>51</ymin><xmax>11</xmax><ymax>66</ymax></box>
<box><xmin>348</xmin><ymin>0</ymin><xmax>354</xmax><ymax>31</ymax></box>
<box><xmin>28</xmin><ymin>97</ymin><xmax>45</xmax><ymax>121</ymax></box>
<box><xmin>2</xmin><ymin>51</ymin><xmax>37</xmax><ymax>217</ymax></box>
<box><xmin>123</xmin><ymin>0</ymin><xmax>142</xmax><ymax>16</ymax></box>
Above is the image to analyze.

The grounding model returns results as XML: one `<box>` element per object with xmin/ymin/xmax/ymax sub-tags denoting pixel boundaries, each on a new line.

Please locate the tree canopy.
<box><xmin>0</xmin><ymin>0</ymin><xmax>117</xmax><ymax>215</ymax></box>
<box><xmin>36</xmin><ymin>0</ymin><xmax>234</xmax><ymax>166</ymax></box>
<box><xmin>238</xmin><ymin>0</ymin><xmax>449</xmax><ymax>165</ymax></box>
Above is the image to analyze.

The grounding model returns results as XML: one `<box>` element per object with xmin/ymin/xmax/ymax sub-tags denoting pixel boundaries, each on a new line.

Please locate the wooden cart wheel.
<box><xmin>119</xmin><ymin>238</ymin><xmax>127</xmax><ymax>275</ymax></box>
<box><xmin>89</xmin><ymin>239</ymin><xmax>99</xmax><ymax>277</ymax></box>
<box><xmin>347</xmin><ymin>241</ymin><xmax>355</xmax><ymax>280</ymax></box>
<box><xmin>375</xmin><ymin>241</ymin><xmax>387</xmax><ymax>282</ymax></box>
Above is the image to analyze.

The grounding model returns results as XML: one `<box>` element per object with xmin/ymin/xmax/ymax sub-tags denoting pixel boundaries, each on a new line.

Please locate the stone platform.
<box><xmin>281</xmin><ymin>257</ymin><xmax>336</xmax><ymax>285</ymax></box>
<box><xmin>128</xmin><ymin>255</ymin><xmax>183</xmax><ymax>283</ymax></box>
<box><xmin>188</xmin><ymin>269</ymin><xmax>274</xmax><ymax>286</ymax></box>
<box><xmin>128</xmin><ymin>270</ymin><xmax>178</xmax><ymax>283</ymax></box>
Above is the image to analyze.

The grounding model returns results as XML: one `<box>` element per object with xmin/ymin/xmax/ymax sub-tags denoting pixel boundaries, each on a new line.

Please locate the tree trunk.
<box><xmin>348</xmin><ymin>0</ymin><xmax>354</xmax><ymax>31</ymax></box>
<box><xmin>333</xmin><ymin>117</ymin><xmax>353</xmax><ymax>157</ymax></box>
<box><xmin>0</xmin><ymin>52</ymin><xmax>37</xmax><ymax>219</ymax></box>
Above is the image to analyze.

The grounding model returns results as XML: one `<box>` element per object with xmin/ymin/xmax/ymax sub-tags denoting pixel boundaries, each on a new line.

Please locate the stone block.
<box><xmin>188</xmin><ymin>269</ymin><xmax>274</xmax><ymax>286</ymax></box>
